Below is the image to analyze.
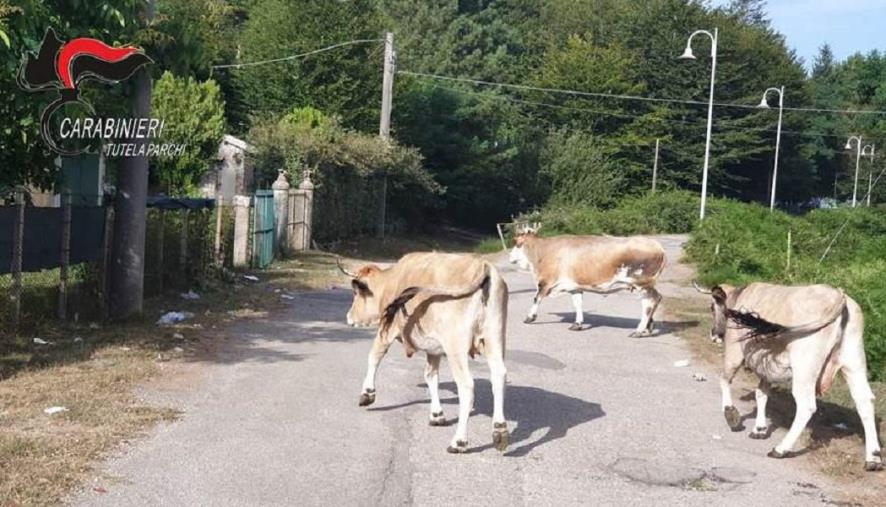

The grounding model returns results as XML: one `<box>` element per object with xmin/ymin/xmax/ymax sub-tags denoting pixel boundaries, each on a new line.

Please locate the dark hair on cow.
<box><xmin>725</xmin><ymin>308</ymin><xmax>788</xmax><ymax>341</ymax></box>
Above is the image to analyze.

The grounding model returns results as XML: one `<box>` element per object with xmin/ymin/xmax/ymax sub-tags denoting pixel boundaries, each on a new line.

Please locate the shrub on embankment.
<box><xmin>497</xmin><ymin>190</ymin><xmax>886</xmax><ymax>380</ymax></box>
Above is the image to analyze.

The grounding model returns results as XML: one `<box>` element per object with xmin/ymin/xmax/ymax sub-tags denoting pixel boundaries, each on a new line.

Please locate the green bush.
<box><xmin>686</xmin><ymin>202</ymin><xmax>886</xmax><ymax>381</ymax></box>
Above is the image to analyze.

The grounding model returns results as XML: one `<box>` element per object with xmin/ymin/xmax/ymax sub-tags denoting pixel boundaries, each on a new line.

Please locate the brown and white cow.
<box><xmin>697</xmin><ymin>281</ymin><xmax>882</xmax><ymax>471</ymax></box>
<box><xmin>508</xmin><ymin>229</ymin><xmax>666</xmax><ymax>335</ymax></box>
<box><xmin>339</xmin><ymin>252</ymin><xmax>509</xmax><ymax>454</ymax></box>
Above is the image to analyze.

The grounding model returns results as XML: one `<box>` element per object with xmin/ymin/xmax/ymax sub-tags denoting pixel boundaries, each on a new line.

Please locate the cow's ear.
<box><xmin>352</xmin><ymin>279</ymin><xmax>373</xmax><ymax>296</ymax></box>
<box><xmin>711</xmin><ymin>285</ymin><xmax>727</xmax><ymax>305</ymax></box>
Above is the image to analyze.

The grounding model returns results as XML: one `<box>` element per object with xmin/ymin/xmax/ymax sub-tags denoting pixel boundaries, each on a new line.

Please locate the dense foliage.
<box><xmin>151</xmin><ymin>72</ymin><xmax>226</xmax><ymax>194</ymax></box>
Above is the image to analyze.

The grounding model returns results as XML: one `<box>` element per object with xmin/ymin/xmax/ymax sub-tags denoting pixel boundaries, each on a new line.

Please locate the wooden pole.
<box><xmin>157</xmin><ymin>210</ymin><xmax>165</xmax><ymax>292</ymax></box>
<box><xmin>11</xmin><ymin>191</ymin><xmax>24</xmax><ymax>326</ymax></box>
<box><xmin>651</xmin><ymin>138</ymin><xmax>660</xmax><ymax>192</ymax></box>
<box><xmin>378</xmin><ymin>31</ymin><xmax>394</xmax><ymax>239</ymax></box>
<box><xmin>786</xmin><ymin>229</ymin><xmax>792</xmax><ymax>273</ymax></box>
<box><xmin>180</xmin><ymin>209</ymin><xmax>190</xmax><ymax>281</ymax></box>
<box><xmin>57</xmin><ymin>191</ymin><xmax>71</xmax><ymax>319</ymax></box>
<box><xmin>214</xmin><ymin>192</ymin><xmax>224</xmax><ymax>266</ymax></box>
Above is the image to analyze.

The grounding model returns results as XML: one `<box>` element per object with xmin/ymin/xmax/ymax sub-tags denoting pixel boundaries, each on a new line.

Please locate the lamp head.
<box><xmin>757</xmin><ymin>97</ymin><xmax>770</xmax><ymax>109</ymax></box>
<box><xmin>679</xmin><ymin>47</ymin><xmax>696</xmax><ymax>60</ymax></box>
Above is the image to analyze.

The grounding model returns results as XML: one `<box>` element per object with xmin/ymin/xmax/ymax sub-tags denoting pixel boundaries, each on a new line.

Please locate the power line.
<box><xmin>212</xmin><ymin>39</ymin><xmax>384</xmax><ymax>70</ymax></box>
<box><xmin>425</xmin><ymin>82</ymin><xmax>886</xmax><ymax>144</ymax></box>
<box><xmin>399</xmin><ymin>70</ymin><xmax>886</xmax><ymax>117</ymax></box>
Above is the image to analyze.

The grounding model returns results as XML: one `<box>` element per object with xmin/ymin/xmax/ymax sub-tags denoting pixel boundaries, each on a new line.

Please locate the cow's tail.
<box><xmin>731</xmin><ymin>290</ymin><xmax>847</xmax><ymax>341</ymax></box>
<box><xmin>379</xmin><ymin>262</ymin><xmax>492</xmax><ymax>352</ymax></box>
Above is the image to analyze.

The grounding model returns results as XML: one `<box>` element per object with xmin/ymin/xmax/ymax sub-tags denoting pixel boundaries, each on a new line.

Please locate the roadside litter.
<box><xmin>280</xmin><ymin>294</ymin><xmax>295</xmax><ymax>300</ymax></box>
<box><xmin>692</xmin><ymin>372</ymin><xmax>708</xmax><ymax>382</ymax></box>
<box><xmin>172</xmin><ymin>333</ymin><xmax>185</xmax><ymax>340</ymax></box>
<box><xmin>44</xmin><ymin>406</ymin><xmax>68</xmax><ymax>415</ymax></box>
<box><xmin>243</xmin><ymin>274</ymin><xmax>260</xmax><ymax>282</ymax></box>
<box><xmin>33</xmin><ymin>337</ymin><xmax>53</xmax><ymax>346</ymax></box>
<box><xmin>673</xmin><ymin>359</ymin><xmax>690</xmax><ymax>368</ymax></box>
<box><xmin>180</xmin><ymin>290</ymin><xmax>201</xmax><ymax>300</ymax></box>
<box><xmin>156</xmin><ymin>311</ymin><xmax>195</xmax><ymax>325</ymax></box>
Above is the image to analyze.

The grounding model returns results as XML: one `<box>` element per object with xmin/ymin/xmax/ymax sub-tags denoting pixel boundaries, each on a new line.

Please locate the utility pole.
<box><xmin>651</xmin><ymin>138</ymin><xmax>660</xmax><ymax>192</ymax></box>
<box><xmin>378</xmin><ymin>31</ymin><xmax>394</xmax><ymax>239</ymax></box>
<box><xmin>108</xmin><ymin>0</ymin><xmax>154</xmax><ymax>319</ymax></box>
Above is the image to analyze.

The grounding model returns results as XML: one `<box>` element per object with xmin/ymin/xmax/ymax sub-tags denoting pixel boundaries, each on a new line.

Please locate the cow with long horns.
<box><xmin>508</xmin><ymin>226</ymin><xmax>666</xmax><ymax>335</ymax></box>
<box><xmin>338</xmin><ymin>253</ymin><xmax>510</xmax><ymax>454</ymax></box>
<box><xmin>695</xmin><ymin>281</ymin><xmax>882</xmax><ymax>471</ymax></box>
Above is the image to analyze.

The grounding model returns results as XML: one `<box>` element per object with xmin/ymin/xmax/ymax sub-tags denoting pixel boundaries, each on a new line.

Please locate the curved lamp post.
<box><xmin>679</xmin><ymin>28</ymin><xmax>718</xmax><ymax>220</ymax></box>
<box><xmin>758</xmin><ymin>86</ymin><xmax>785</xmax><ymax>211</ymax></box>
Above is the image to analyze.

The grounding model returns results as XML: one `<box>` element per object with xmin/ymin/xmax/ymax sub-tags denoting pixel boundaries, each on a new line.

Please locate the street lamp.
<box><xmin>758</xmin><ymin>86</ymin><xmax>785</xmax><ymax>212</ymax></box>
<box><xmin>679</xmin><ymin>28</ymin><xmax>718</xmax><ymax>220</ymax></box>
<box><xmin>845</xmin><ymin>136</ymin><xmax>874</xmax><ymax>207</ymax></box>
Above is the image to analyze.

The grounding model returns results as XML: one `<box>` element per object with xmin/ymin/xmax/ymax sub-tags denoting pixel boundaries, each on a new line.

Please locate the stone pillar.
<box><xmin>272</xmin><ymin>170</ymin><xmax>290</xmax><ymax>254</ymax></box>
<box><xmin>232</xmin><ymin>195</ymin><xmax>251</xmax><ymax>267</ymax></box>
<box><xmin>299</xmin><ymin>174</ymin><xmax>314</xmax><ymax>251</ymax></box>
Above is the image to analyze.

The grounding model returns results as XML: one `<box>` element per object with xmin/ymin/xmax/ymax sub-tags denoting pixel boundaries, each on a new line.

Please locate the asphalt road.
<box><xmin>73</xmin><ymin>235</ymin><xmax>847</xmax><ymax>506</ymax></box>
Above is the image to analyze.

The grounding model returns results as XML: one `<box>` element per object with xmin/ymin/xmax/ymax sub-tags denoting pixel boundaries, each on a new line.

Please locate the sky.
<box><xmin>712</xmin><ymin>0</ymin><xmax>886</xmax><ymax>68</ymax></box>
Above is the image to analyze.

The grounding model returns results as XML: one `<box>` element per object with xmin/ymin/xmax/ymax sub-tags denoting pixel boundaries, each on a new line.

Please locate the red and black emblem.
<box><xmin>17</xmin><ymin>28</ymin><xmax>153</xmax><ymax>155</ymax></box>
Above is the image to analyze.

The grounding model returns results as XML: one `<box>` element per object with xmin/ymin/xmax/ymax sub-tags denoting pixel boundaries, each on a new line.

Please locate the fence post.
<box><xmin>10</xmin><ymin>191</ymin><xmax>24</xmax><ymax>326</ymax></box>
<box><xmin>214</xmin><ymin>191</ymin><xmax>224</xmax><ymax>266</ymax></box>
<box><xmin>180</xmin><ymin>209</ymin><xmax>190</xmax><ymax>281</ymax></box>
<box><xmin>101</xmin><ymin>206</ymin><xmax>114</xmax><ymax>320</ymax></box>
<box><xmin>57</xmin><ymin>190</ymin><xmax>72</xmax><ymax>319</ymax></box>
<box><xmin>232</xmin><ymin>195</ymin><xmax>250</xmax><ymax>267</ymax></box>
<box><xmin>299</xmin><ymin>173</ymin><xmax>314</xmax><ymax>250</ymax></box>
<box><xmin>157</xmin><ymin>210</ymin><xmax>165</xmax><ymax>293</ymax></box>
<box><xmin>272</xmin><ymin>171</ymin><xmax>290</xmax><ymax>255</ymax></box>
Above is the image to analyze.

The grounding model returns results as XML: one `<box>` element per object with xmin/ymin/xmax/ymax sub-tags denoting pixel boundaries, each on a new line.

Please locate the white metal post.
<box><xmin>378</xmin><ymin>31</ymin><xmax>394</xmax><ymax>238</ymax></box>
<box><xmin>652</xmin><ymin>138</ymin><xmax>660</xmax><ymax>192</ymax></box>
<box><xmin>680</xmin><ymin>28</ymin><xmax>718</xmax><ymax>220</ymax></box>
<box><xmin>847</xmin><ymin>136</ymin><xmax>862</xmax><ymax>207</ymax></box>
<box><xmin>767</xmin><ymin>87</ymin><xmax>784</xmax><ymax>211</ymax></box>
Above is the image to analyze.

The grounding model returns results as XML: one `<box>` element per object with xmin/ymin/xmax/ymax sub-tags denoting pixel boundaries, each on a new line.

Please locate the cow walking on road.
<box><xmin>508</xmin><ymin>228</ymin><xmax>666</xmax><ymax>335</ymax></box>
<box><xmin>339</xmin><ymin>253</ymin><xmax>509</xmax><ymax>454</ymax></box>
<box><xmin>697</xmin><ymin>282</ymin><xmax>882</xmax><ymax>472</ymax></box>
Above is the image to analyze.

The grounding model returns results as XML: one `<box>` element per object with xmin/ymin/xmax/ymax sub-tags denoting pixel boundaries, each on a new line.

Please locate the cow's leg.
<box><xmin>446</xmin><ymin>353</ymin><xmax>474</xmax><ymax>453</ymax></box>
<box><xmin>425</xmin><ymin>354</ymin><xmax>445</xmax><ymax>426</ymax></box>
<box><xmin>843</xmin><ymin>366</ymin><xmax>883</xmax><ymax>471</ymax></box>
<box><xmin>630</xmin><ymin>287</ymin><xmax>661</xmax><ymax>337</ymax></box>
<box><xmin>838</xmin><ymin>300</ymin><xmax>882</xmax><ymax>471</ymax></box>
<box><xmin>525</xmin><ymin>281</ymin><xmax>550</xmax><ymax>324</ymax></box>
<box><xmin>749</xmin><ymin>378</ymin><xmax>771</xmax><ymax>439</ymax></box>
<box><xmin>769</xmin><ymin>369</ymin><xmax>817</xmax><ymax>459</ymax></box>
<box><xmin>569</xmin><ymin>292</ymin><xmax>585</xmax><ymax>331</ymax></box>
<box><xmin>486</xmin><ymin>347</ymin><xmax>509</xmax><ymax>451</ymax></box>
<box><xmin>720</xmin><ymin>343</ymin><xmax>745</xmax><ymax>431</ymax></box>
<box><xmin>359</xmin><ymin>332</ymin><xmax>391</xmax><ymax>407</ymax></box>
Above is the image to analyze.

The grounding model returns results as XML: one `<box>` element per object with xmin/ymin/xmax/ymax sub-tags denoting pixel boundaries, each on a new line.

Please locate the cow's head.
<box><xmin>509</xmin><ymin>224</ymin><xmax>540</xmax><ymax>270</ymax></box>
<box><xmin>694</xmin><ymin>281</ymin><xmax>737</xmax><ymax>344</ymax></box>
<box><xmin>337</xmin><ymin>258</ymin><xmax>385</xmax><ymax>327</ymax></box>
<box><xmin>346</xmin><ymin>265</ymin><xmax>384</xmax><ymax>327</ymax></box>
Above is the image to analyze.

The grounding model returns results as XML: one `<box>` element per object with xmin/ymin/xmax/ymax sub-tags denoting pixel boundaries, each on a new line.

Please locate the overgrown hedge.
<box><xmin>505</xmin><ymin>190</ymin><xmax>885</xmax><ymax>380</ymax></box>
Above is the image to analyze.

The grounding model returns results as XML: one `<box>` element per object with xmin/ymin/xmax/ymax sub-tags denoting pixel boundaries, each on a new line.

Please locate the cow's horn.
<box><xmin>336</xmin><ymin>256</ymin><xmax>357</xmax><ymax>278</ymax></box>
<box><xmin>692</xmin><ymin>281</ymin><xmax>712</xmax><ymax>295</ymax></box>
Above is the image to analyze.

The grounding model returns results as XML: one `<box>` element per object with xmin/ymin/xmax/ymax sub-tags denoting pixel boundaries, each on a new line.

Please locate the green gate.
<box><xmin>252</xmin><ymin>190</ymin><xmax>275</xmax><ymax>268</ymax></box>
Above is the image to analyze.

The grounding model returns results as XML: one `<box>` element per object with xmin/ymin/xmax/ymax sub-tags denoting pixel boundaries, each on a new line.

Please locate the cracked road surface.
<box><xmin>74</xmin><ymin>235</ymin><xmax>846</xmax><ymax>506</ymax></box>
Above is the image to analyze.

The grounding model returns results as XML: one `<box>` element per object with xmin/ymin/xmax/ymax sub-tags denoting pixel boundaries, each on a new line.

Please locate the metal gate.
<box><xmin>252</xmin><ymin>190</ymin><xmax>275</xmax><ymax>268</ymax></box>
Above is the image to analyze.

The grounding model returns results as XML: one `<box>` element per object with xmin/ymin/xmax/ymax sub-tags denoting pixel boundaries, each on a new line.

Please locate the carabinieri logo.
<box><xmin>17</xmin><ymin>28</ymin><xmax>153</xmax><ymax>156</ymax></box>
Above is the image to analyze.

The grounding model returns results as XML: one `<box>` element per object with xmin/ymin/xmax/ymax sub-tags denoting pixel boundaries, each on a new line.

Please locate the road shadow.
<box><xmin>371</xmin><ymin>379</ymin><xmax>605</xmax><ymax>456</ymax></box>
<box><xmin>543</xmin><ymin>312</ymin><xmax>697</xmax><ymax>336</ymax></box>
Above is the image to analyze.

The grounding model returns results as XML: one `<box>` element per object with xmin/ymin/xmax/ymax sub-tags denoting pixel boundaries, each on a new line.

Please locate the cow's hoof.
<box><xmin>724</xmin><ymin>406</ymin><xmax>743</xmax><ymax>431</ymax></box>
<box><xmin>524</xmin><ymin>315</ymin><xmax>536</xmax><ymax>324</ymax></box>
<box><xmin>429</xmin><ymin>411</ymin><xmax>446</xmax><ymax>426</ymax></box>
<box><xmin>358</xmin><ymin>389</ymin><xmax>376</xmax><ymax>407</ymax></box>
<box><xmin>568</xmin><ymin>323</ymin><xmax>585</xmax><ymax>331</ymax></box>
<box><xmin>767</xmin><ymin>448</ymin><xmax>788</xmax><ymax>459</ymax></box>
<box><xmin>628</xmin><ymin>329</ymin><xmax>651</xmax><ymax>338</ymax></box>
<box><xmin>492</xmin><ymin>422</ymin><xmax>509</xmax><ymax>452</ymax></box>
<box><xmin>749</xmin><ymin>427</ymin><xmax>769</xmax><ymax>440</ymax></box>
<box><xmin>864</xmin><ymin>461</ymin><xmax>883</xmax><ymax>472</ymax></box>
<box><xmin>446</xmin><ymin>440</ymin><xmax>468</xmax><ymax>454</ymax></box>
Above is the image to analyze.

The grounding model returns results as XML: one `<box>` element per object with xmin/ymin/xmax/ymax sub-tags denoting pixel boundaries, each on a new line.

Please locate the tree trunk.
<box><xmin>108</xmin><ymin>0</ymin><xmax>154</xmax><ymax>319</ymax></box>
